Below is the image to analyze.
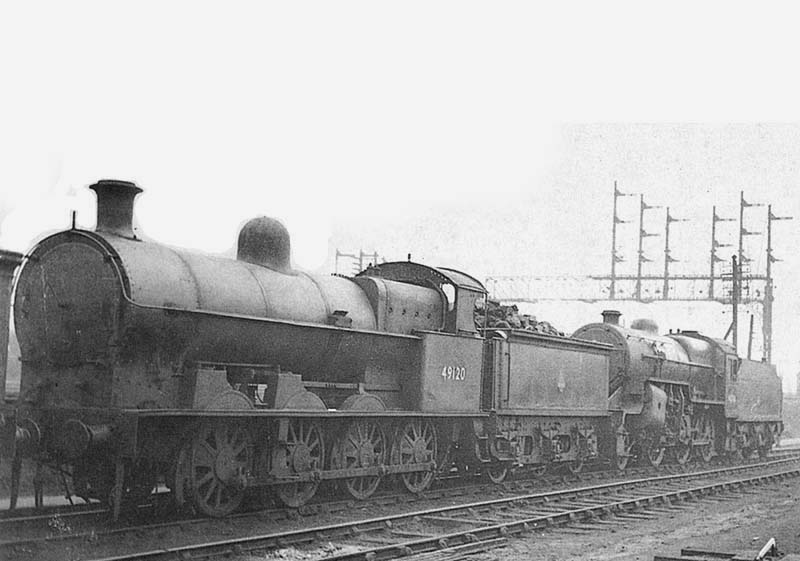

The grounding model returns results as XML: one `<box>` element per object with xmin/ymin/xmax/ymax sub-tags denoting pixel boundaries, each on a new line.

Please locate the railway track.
<box><xmin>95</xmin><ymin>457</ymin><xmax>800</xmax><ymax>561</ymax></box>
<box><xmin>0</xmin><ymin>450</ymin><xmax>786</xmax><ymax>540</ymax></box>
<box><xmin>5</xmin><ymin>446</ymin><xmax>798</xmax><ymax>528</ymax></box>
<box><xmin>3</xmin><ymin>455</ymin><xmax>798</xmax><ymax>561</ymax></box>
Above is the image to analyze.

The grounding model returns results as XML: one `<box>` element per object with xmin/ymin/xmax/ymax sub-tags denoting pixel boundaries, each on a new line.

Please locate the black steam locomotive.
<box><xmin>0</xmin><ymin>180</ymin><xmax>782</xmax><ymax>517</ymax></box>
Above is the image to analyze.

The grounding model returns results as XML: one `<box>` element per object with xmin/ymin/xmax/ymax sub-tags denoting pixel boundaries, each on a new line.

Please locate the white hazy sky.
<box><xmin>2</xmin><ymin>2</ymin><xmax>800</xmax><ymax>388</ymax></box>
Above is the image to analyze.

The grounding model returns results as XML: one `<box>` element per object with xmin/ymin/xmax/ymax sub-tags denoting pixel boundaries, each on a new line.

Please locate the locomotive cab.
<box><xmin>357</xmin><ymin>262</ymin><xmax>486</xmax><ymax>336</ymax></box>
<box><xmin>669</xmin><ymin>331</ymin><xmax>782</xmax><ymax>453</ymax></box>
<box><xmin>357</xmin><ymin>262</ymin><xmax>487</xmax><ymax>413</ymax></box>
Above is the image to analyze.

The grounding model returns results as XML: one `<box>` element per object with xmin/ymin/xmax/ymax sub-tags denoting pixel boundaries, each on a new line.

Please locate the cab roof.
<box><xmin>358</xmin><ymin>261</ymin><xmax>487</xmax><ymax>293</ymax></box>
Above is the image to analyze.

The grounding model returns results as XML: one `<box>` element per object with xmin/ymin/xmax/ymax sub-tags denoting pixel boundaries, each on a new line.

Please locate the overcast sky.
<box><xmin>1</xmin><ymin>2</ymin><xmax>800</xmax><ymax>389</ymax></box>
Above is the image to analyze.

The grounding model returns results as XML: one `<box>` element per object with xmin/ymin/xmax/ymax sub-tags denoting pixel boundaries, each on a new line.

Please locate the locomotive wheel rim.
<box><xmin>615</xmin><ymin>432</ymin><xmax>633</xmax><ymax>471</ymax></box>
<box><xmin>190</xmin><ymin>423</ymin><xmax>253</xmax><ymax>517</ymax></box>
<box><xmin>615</xmin><ymin>440</ymin><xmax>633</xmax><ymax>471</ymax></box>
<box><xmin>486</xmin><ymin>463</ymin><xmax>509</xmax><ymax>484</ymax></box>
<box><xmin>437</xmin><ymin>442</ymin><xmax>455</xmax><ymax>475</ymax></box>
<box><xmin>276</xmin><ymin>419</ymin><xmax>324</xmax><ymax>508</ymax></box>
<box><xmin>697</xmin><ymin>423</ymin><xmax>715</xmax><ymax>463</ymax></box>
<box><xmin>756</xmin><ymin>432</ymin><xmax>770</xmax><ymax>458</ymax></box>
<box><xmin>698</xmin><ymin>443</ymin><xmax>714</xmax><ymax>463</ymax></box>
<box><xmin>394</xmin><ymin>419</ymin><xmax>436</xmax><ymax>494</ymax></box>
<box><xmin>757</xmin><ymin>436</ymin><xmax>771</xmax><ymax>459</ymax></box>
<box><xmin>171</xmin><ymin>441</ymin><xmax>193</xmax><ymax>510</ymax></box>
<box><xmin>334</xmin><ymin>420</ymin><xmax>386</xmax><ymax>501</ymax></box>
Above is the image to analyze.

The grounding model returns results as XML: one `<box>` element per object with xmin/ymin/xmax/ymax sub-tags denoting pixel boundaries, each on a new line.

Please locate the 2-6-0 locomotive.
<box><xmin>0</xmin><ymin>180</ymin><xmax>782</xmax><ymax>518</ymax></box>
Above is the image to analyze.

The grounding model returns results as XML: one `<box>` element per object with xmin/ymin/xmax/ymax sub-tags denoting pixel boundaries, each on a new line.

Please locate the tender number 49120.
<box><xmin>441</xmin><ymin>366</ymin><xmax>466</xmax><ymax>381</ymax></box>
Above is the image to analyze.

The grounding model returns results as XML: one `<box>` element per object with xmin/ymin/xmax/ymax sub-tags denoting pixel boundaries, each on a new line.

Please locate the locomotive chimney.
<box><xmin>601</xmin><ymin>310</ymin><xmax>621</xmax><ymax>325</ymax></box>
<box><xmin>237</xmin><ymin>217</ymin><xmax>292</xmax><ymax>272</ymax></box>
<box><xmin>0</xmin><ymin>250</ymin><xmax>23</xmax><ymax>403</ymax></box>
<box><xmin>89</xmin><ymin>179</ymin><xmax>143</xmax><ymax>238</ymax></box>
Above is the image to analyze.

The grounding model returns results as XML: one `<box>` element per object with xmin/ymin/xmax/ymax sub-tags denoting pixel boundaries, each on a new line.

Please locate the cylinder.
<box><xmin>55</xmin><ymin>420</ymin><xmax>113</xmax><ymax>458</ymax></box>
<box><xmin>638</xmin><ymin>383</ymin><xmax>667</xmax><ymax>429</ymax></box>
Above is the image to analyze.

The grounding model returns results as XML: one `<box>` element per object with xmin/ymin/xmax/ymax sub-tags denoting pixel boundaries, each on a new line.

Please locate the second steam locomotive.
<box><xmin>0</xmin><ymin>180</ymin><xmax>782</xmax><ymax>517</ymax></box>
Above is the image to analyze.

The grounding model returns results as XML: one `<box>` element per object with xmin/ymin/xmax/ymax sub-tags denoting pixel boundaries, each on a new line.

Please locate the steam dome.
<box><xmin>236</xmin><ymin>217</ymin><xmax>291</xmax><ymax>272</ymax></box>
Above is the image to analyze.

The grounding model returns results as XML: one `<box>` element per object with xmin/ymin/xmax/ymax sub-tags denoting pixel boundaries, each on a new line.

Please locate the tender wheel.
<box><xmin>275</xmin><ymin>419</ymin><xmax>325</xmax><ymax>508</ymax></box>
<box><xmin>644</xmin><ymin>441</ymin><xmax>665</xmax><ymax>467</ymax></box>
<box><xmin>565</xmin><ymin>459</ymin><xmax>584</xmax><ymax>475</ymax></box>
<box><xmin>393</xmin><ymin>419</ymin><xmax>437</xmax><ymax>493</ymax></box>
<box><xmin>727</xmin><ymin>447</ymin><xmax>744</xmax><ymax>463</ymax></box>
<box><xmin>531</xmin><ymin>465</ymin><xmax>547</xmax><ymax>477</ymax></box>
<box><xmin>190</xmin><ymin>422</ymin><xmax>253</xmax><ymax>517</ymax></box>
<box><xmin>331</xmin><ymin>420</ymin><xmax>386</xmax><ymax>500</ymax></box>
<box><xmin>485</xmin><ymin>462</ymin><xmax>509</xmax><ymax>484</ymax></box>
<box><xmin>672</xmin><ymin>443</ymin><xmax>691</xmax><ymax>465</ymax></box>
<box><xmin>698</xmin><ymin>441</ymin><xmax>715</xmax><ymax>463</ymax></box>
<box><xmin>756</xmin><ymin>430</ymin><xmax>772</xmax><ymax>459</ymax></box>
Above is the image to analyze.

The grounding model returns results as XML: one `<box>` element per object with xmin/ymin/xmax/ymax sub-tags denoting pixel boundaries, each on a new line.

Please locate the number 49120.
<box><xmin>441</xmin><ymin>366</ymin><xmax>466</xmax><ymax>381</ymax></box>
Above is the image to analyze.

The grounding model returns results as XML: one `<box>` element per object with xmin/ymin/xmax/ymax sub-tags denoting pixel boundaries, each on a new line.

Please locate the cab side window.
<box><xmin>727</xmin><ymin>356</ymin><xmax>739</xmax><ymax>382</ymax></box>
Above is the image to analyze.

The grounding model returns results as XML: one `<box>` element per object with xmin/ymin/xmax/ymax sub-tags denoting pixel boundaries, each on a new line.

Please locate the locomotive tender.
<box><xmin>0</xmin><ymin>180</ymin><xmax>782</xmax><ymax>518</ymax></box>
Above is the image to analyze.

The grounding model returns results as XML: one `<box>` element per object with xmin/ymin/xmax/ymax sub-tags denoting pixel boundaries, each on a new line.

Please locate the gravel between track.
<box><xmin>222</xmin><ymin>475</ymin><xmax>800</xmax><ymax>561</ymax></box>
<box><xmin>459</xmin><ymin>477</ymin><xmax>800</xmax><ymax>561</ymax></box>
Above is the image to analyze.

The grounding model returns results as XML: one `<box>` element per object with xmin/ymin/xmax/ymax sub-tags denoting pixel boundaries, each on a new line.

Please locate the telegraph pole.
<box><xmin>710</xmin><ymin>206</ymin><xmax>735</xmax><ymax>300</ymax></box>
<box><xmin>731</xmin><ymin>255</ymin><xmax>739</xmax><ymax>353</ymax></box>
<box><xmin>733</xmin><ymin>191</ymin><xmax>763</xmax><ymax>350</ymax></box>
<box><xmin>662</xmin><ymin>208</ymin><xmax>687</xmax><ymax>300</ymax></box>
<box><xmin>738</xmin><ymin>191</ymin><xmax>763</xmax><ymax>274</ymax></box>
<box><xmin>610</xmin><ymin>182</ymin><xmax>634</xmax><ymax>300</ymax></box>
<box><xmin>335</xmin><ymin>248</ymin><xmax>383</xmax><ymax>275</ymax></box>
<box><xmin>763</xmin><ymin>205</ymin><xmax>792</xmax><ymax>362</ymax></box>
<box><xmin>636</xmin><ymin>195</ymin><xmax>661</xmax><ymax>300</ymax></box>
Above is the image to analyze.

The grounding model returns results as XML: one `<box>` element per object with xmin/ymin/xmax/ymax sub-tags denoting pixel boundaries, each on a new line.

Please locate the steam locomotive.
<box><xmin>574</xmin><ymin>313</ymin><xmax>782</xmax><ymax>469</ymax></box>
<box><xmin>0</xmin><ymin>180</ymin><xmax>782</xmax><ymax>518</ymax></box>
